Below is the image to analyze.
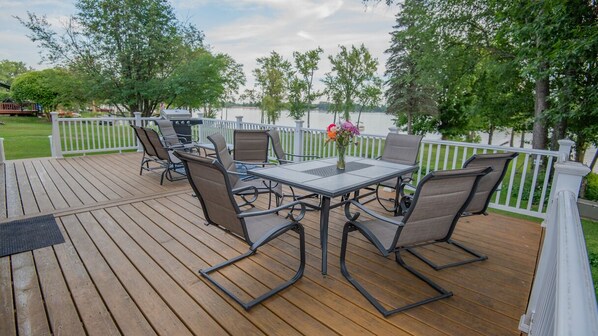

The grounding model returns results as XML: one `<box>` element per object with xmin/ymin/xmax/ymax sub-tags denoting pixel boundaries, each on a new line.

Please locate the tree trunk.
<box><xmin>509</xmin><ymin>128</ymin><xmax>515</xmax><ymax>147</ymax></box>
<box><xmin>574</xmin><ymin>136</ymin><xmax>587</xmax><ymax>163</ymax></box>
<box><xmin>533</xmin><ymin>69</ymin><xmax>549</xmax><ymax>149</ymax></box>
<box><xmin>589</xmin><ymin>150</ymin><xmax>598</xmax><ymax>172</ymax></box>
<box><xmin>488</xmin><ymin>124</ymin><xmax>494</xmax><ymax>145</ymax></box>
<box><xmin>551</xmin><ymin>119</ymin><xmax>567</xmax><ymax>150</ymax></box>
<box><xmin>520</xmin><ymin>131</ymin><xmax>525</xmax><ymax>148</ymax></box>
<box><xmin>407</xmin><ymin>113</ymin><xmax>413</xmax><ymax>135</ymax></box>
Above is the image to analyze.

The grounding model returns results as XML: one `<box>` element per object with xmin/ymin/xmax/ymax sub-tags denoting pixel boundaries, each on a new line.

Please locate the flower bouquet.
<box><xmin>326</xmin><ymin>120</ymin><xmax>360</xmax><ymax>170</ymax></box>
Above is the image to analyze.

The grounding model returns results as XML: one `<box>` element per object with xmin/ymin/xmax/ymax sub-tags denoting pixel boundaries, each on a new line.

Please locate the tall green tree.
<box><xmin>288</xmin><ymin>48</ymin><xmax>323</xmax><ymax>125</ymax></box>
<box><xmin>253</xmin><ymin>52</ymin><xmax>291</xmax><ymax>124</ymax></box>
<box><xmin>385</xmin><ymin>0</ymin><xmax>437</xmax><ymax>135</ymax></box>
<box><xmin>19</xmin><ymin>0</ymin><xmax>205</xmax><ymax>116</ymax></box>
<box><xmin>322</xmin><ymin>44</ymin><xmax>380</xmax><ymax>122</ymax></box>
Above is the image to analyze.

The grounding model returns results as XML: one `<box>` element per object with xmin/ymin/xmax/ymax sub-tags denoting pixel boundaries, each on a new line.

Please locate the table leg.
<box><xmin>320</xmin><ymin>196</ymin><xmax>331</xmax><ymax>275</ymax></box>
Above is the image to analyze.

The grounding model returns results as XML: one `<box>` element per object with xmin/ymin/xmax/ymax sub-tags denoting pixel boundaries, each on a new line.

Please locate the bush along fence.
<box><xmin>49</xmin><ymin>113</ymin><xmax>570</xmax><ymax>218</ymax></box>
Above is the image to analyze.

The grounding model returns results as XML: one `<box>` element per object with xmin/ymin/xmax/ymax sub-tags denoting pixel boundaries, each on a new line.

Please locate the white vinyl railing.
<box><xmin>519</xmin><ymin>158</ymin><xmax>598</xmax><ymax>335</ymax></box>
<box><xmin>50</xmin><ymin>114</ymin><xmax>567</xmax><ymax>218</ymax></box>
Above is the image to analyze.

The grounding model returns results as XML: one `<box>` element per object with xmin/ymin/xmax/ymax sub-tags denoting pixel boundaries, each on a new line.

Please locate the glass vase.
<box><xmin>337</xmin><ymin>144</ymin><xmax>346</xmax><ymax>170</ymax></box>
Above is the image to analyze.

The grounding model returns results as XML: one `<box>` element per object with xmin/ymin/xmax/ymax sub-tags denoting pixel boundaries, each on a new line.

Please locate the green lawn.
<box><xmin>0</xmin><ymin>115</ymin><xmax>52</xmax><ymax>159</ymax></box>
<box><xmin>583</xmin><ymin>218</ymin><xmax>598</xmax><ymax>296</ymax></box>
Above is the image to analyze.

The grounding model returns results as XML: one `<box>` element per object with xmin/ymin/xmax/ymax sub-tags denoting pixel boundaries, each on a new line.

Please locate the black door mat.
<box><xmin>0</xmin><ymin>215</ymin><xmax>65</xmax><ymax>257</ymax></box>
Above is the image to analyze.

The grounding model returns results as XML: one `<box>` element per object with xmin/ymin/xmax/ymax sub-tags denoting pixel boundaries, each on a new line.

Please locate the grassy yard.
<box><xmin>0</xmin><ymin>115</ymin><xmax>52</xmax><ymax>159</ymax></box>
<box><xmin>583</xmin><ymin>218</ymin><xmax>598</xmax><ymax>296</ymax></box>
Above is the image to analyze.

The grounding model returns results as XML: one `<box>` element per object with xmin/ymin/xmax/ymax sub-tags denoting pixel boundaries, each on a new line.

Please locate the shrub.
<box><xmin>586</xmin><ymin>173</ymin><xmax>598</xmax><ymax>201</ymax></box>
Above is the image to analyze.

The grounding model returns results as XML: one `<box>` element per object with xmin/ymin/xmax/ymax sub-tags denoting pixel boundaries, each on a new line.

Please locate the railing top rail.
<box><xmin>555</xmin><ymin>189</ymin><xmax>598</xmax><ymax>335</ymax></box>
<box><xmin>56</xmin><ymin>117</ymin><xmax>137</xmax><ymax>122</ymax></box>
<box><xmin>421</xmin><ymin>138</ymin><xmax>559</xmax><ymax>157</ymax></box>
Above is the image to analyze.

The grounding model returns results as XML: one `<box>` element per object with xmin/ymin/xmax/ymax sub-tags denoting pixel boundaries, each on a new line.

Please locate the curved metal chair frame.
<box><xmin>340</xmin><ymin>167</ymin><xmax>491</xmax><ymax>316</ymax></box>
<box><xmin>407</xmin><ymin>152</ymin><xmax>519</xmax><ymax>270</ymax></box>
<box><xmin>174</xmin><ymin>152</ymin><xmax>306</xmax><ymax>310</ymax></box>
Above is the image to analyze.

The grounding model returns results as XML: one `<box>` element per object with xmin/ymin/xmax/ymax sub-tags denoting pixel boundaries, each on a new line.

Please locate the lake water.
<box><xmin>200</xmin><ymin>107</ymin><xmax>596</xmax><ymax>171</ymax></box>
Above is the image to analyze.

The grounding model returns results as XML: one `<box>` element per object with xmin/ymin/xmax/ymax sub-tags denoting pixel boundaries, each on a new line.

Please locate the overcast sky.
<box><xmin>0</xmin><ymin>0</ymin><xmax>399</xmax><ymax>90</ymax></box>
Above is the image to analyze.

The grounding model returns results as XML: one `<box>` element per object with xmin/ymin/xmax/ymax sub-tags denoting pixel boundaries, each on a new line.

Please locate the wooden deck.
<box><xmin>0</xmin><ymin>153</ymin><xmax>541</xmax><ymax>335</ymax></box>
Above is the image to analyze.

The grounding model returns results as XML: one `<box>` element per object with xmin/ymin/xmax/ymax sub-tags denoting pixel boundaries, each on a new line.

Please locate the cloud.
<box><xmin>0</xmin><ymin>0</ymin><xmax>397</xmax><ymax>91</ymax></box>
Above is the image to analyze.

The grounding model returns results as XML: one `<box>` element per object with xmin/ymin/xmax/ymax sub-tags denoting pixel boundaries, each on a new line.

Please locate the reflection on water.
<box><xmin>203</xmin><ymin>107</ymin><xmax>596</xmax><ymax>171</ymax></box>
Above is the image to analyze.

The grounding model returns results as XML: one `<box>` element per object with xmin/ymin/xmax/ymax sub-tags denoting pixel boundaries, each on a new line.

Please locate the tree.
<box><xmin>288</xmin><ymin>48</ymin><xmax>323</xmax><ymax>125</ymax></box>
<box><xmin>19</xmin><ymin>0</ymin><xmax>205</xmax><ymax>117</ymax></box>
<box><xmin>253</xmin><ymin>52</ymin><xmax>291</xmax><ymax>124</ymax></box>
<box><xmin>11</xmin><ymin>69</ymin><xmax>84</xmax><ymax>117</ymax></box>
<box><xmin>322</xmin><ymin>44</ymin><xmax>380</xmax><ymax>122</ymax></box>
<box><xmin>385</xmin><ymin>1</ymin><xmax>437</xmax><ymax>135</ymax></box>
<box><xmin>0</xmin><ymin>60</ymin><xmax>32</xmax><ymax>101</ymax></box>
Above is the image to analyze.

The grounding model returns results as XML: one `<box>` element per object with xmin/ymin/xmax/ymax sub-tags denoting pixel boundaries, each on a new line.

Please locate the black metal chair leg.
<box><xmin>200</xmin><ymin>224</ymin><xmax>305</xmax><ymax>310</ymax></box>
<box><xmin>340</xmin><ymin>223</ymin><xmax>452</xmax><ymax>317</ymax></box>
<box><xmin>406</xmin><ymin>239</ymin><xmax>488</xmax><ymax>270</ymax></box>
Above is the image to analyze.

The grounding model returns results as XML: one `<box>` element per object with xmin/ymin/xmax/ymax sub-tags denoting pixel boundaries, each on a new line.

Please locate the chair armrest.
<box><xmin>238</xmin><ymin>201</ymin><xmax>306</xmax><ymax>222</ymax></box>
<box><xmin>234</xmin><ymin>160</ymin><xmax>277</xmax><ymax>167</ymax></box>
<box><xmin>286</xmin><ymin>153</ymin><xmax>321</xmax><ymax>159</ymax></box>
<box><xmin>344</xmin><ymin>200</ymin><xmax>403</xmax><ymax>226</ymax></box>
<box><xmin>231</xmin><ymin>185</ymin><xmax>259</xmax><ymax>204</ymax></box>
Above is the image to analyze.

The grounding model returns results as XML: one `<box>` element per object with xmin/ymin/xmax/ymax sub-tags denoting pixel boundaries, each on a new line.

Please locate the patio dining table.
<box><xmin>248</xmin><ymin>156</ymin><xmax>417</xmax><ymax>275</ymax></box>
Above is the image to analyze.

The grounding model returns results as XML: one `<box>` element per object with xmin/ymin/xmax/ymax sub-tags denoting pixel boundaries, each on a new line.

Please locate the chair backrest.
<box><xmin>462</xmin><ymin>152</ymin><xmax>519</xmax><ymax>214</ymax></box>
<box><xmin>381</xmin><ymin>133</ymin><xmax>423</xmax><ymax>166</ymax></box>
<box><xmin>155</xmin><ymin>119</ymin><xmax>180</xmax><ymax>147</ymax></box>
<box><xmin>131</xmin><ymin>125</ymin><xmax>158</xmax><ymax>158</ymax></box>
<box><xmin>395</xmin><ymin>166</ymin><xmax>491</xmax><ymax>248</ymax></box>
<box><xmin>208</xmin><ymin>133</ymin><xmax>240</xmax><ymax>185</ymax></box>
<box><xmin>233</xmin><ymin>129</ymin><xmax>269</xmax><ymax>163</ymax></box>
<box><xmin>143</xmin><ymin>127</ymin><xmax>174</xmax><ymax>162</ymax></box>
<box><xmin>268</xmin><ymin>129</ymin><xmax>286</xmax><ymax>162</ymax></box>
<box><xmin>174</xmin><ymin>151</ymin><xmax>248</xmax><ymax>241</ymax></box>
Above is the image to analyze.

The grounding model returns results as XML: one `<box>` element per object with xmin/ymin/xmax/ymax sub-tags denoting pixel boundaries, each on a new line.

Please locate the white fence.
<box><xmin>519</xmin><ymin>159</ymin><xmax>598</xmax><ymax>335</ymax></box>
<box><xmin>50</xmin><ymin>114</ymin><xmax>567</xmax><ymax>218</ymax></box>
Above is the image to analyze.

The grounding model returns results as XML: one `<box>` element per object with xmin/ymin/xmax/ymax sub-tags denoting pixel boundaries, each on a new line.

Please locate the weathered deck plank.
<box><xmin>0</xmin><ymin>153</ymin><xmax>542</xmax><ymax>335</ymax></box>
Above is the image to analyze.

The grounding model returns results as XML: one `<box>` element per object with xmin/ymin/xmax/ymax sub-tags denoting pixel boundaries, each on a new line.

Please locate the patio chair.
<box><xmin>233</xmin><ymin>129</ymin><xmax>270</xmax><ymax>164</ymax></box>
<box><xmin>371</xmin><ymin>133</ymin><xmax>423</xmax><ymax>214</ymax></box>
<box><xmin>132</xmin><ymin>125</ymin><xmax>160</xmax><ymax>175</ymax></box>
<box><xmin>173</xmin><ymin>151</ymin><xmax>306</xmax><ymax>310</ymax></box>
<box><xmin>268</xmin><ymin>129</ymin><xmax>320</xmax><ymax>164</ymax></box>
<box><xmin>407</xmin><ymin>152</ymin><xmax>519</xmax><ymax>270</ymax></box>
<box><xmin>131</xmin><ymin>125</ymin><xmax>186</xmax><ymax>185</ymax></box>
<box><xmin>208</xmin><ymin>133</ymin><xmax>283</xmax><ymax>207</ymax></box>
<box><xmin>155</xmin><ymin>119</ymin><xmax>196</xmax><ymax>150</ymax></box>
<box><xmin>340</xmin><ymin>166</ymin><xmax>491</xmax><ymax>316</ymax></box>
<box><xmin>268</xmin><ymin>129</ymin><xmax>321</xmax><ymax>205</ymax></box>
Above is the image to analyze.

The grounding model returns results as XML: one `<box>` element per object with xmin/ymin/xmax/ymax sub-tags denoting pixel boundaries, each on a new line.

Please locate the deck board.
<box><xmin>0</xmin><ymin>153</ymin><xmax>542</xmax><ymax>335</ymax></box>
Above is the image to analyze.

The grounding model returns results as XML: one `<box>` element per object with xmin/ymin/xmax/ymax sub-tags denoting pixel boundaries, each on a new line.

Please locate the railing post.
<box><xmin>557</xmin><ymin>138</ymin><xmax>574</xmax><ymax>162</ymax></box>
<box><xmin>520</xmin><ymin>160</ymin><xmax>592</xmax><ymax>334</ymax></box>
<box><xmin>0</xmin><ymin>138</ymin><xmax>5</xmax><ymax>164</ymax></box>
<box><xmin>50</xmin><ymin>111</ymin><xmax>63</xmax><ymax>158</ymax></box>
<box><xmin>235</xmin><ymin>116</ymin><xmax>243</xmax><ymax>129</ymax></box>
<box><xmin>389</xmin><ymin>126</ymin><xmax>399</xmax><ymax>134</ymax></box>
<box><xmin>197</xmin><ymin>112</ymin><xmax>204</xmax><ymax>143</ymax></box>
<box><xmin>133</xmin><ymin>112</ymin><xmax>143</xmax><ymax>152</ymax></box>
<box><xmin>552</xmin><ymin>161</ymin><xmax>590</xmax><ymax>199</ymax></box>
<box><xmin>48</xmin><ymin>136</ymin><xmax>55</xmax><ymax>158</ymax></box>
<box><xmin>294</xmin><ymin>120</ymin><xmax>304</xmax><ymax>160</ymax></box>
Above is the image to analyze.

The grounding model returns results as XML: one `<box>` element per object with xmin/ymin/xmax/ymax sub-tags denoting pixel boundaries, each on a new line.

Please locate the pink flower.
<box><xmin>327</xmin><ymin>123</ymin><xmax>337</xmax><ymax>132</ymax></box>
